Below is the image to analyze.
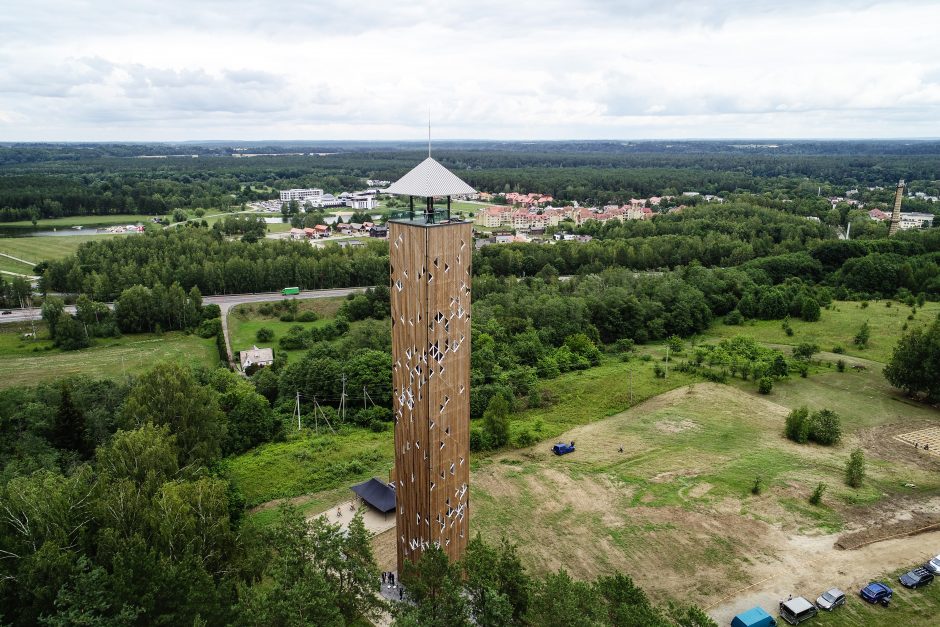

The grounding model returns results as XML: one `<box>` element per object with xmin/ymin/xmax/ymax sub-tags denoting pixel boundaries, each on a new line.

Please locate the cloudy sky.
<box><xmin>2</xmin><ymin>0</ymin><xmax>939</xmax><ymax>141</ymax></box>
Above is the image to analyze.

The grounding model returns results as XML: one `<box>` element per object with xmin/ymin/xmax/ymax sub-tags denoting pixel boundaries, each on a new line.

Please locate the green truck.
<box><xmin>281</xmin><ymin>287</ymin><xmax>300</xmax><ymax>296</ymax></box>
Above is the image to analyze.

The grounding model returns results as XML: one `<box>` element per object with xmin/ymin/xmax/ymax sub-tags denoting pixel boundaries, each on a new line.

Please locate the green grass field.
<box><xmin>0</xmin><ymin>214</ymin><xmax>156</xmax><ymax>231</ymax></box>
<box><xmin>812</xmin><ymin>568</ymin><xmax>940</xmax><ymax>626</ymax></box>
<box><xmin>0</xmin><ymin>322</ymin><xmax>219</xmax><ymax>389</ymax></box>
<box><xmin>710</xmin><ymin>300</ymin><xmax>940</xmax><ymax>364</ymax></box>
<box><xmin>0</xmin><ymin>255</ymin><xmax>36</xmax><ymax>276</ymax></box>
<box><xmin>0</xmin><ymin>234</ymin><xmax>126</xmax><ymax>264</ymax></box>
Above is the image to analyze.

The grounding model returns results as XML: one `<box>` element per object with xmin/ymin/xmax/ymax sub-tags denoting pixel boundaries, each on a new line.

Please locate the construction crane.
<box><xmin>888</xmin><ymin>179</ymin><xmax>905</xmax><ymax>236</ymax></box>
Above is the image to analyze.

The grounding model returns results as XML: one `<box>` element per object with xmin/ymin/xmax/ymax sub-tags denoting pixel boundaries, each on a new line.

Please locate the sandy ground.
<box><xmin>709</xmin><ymin>529</ymin><xmax>940</xmax><ymax>624</ymax></box>
<box><xmin>312</xmin><ymin>499</ymin><xmax>397</xmax><ymax>535</ymax></box>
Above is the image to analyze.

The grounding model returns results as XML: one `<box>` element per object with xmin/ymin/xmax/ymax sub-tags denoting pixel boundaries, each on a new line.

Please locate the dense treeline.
<box><xmin>41</xmin><ymin>229</ymin><xmax>389</xmax><ymax>298</ymax></box>
<box><xmin>3</xmin><ymin>142</ymin><xmax>939</xmax><ymax>220</ymax></box>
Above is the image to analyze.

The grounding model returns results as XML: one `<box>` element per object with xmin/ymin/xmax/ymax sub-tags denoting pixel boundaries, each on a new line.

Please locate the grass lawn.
<box><xmin>0</xmin><ymin>214</ymin><xmax>156</xmax><ymax>231</ymax></box>
<box><xmin>710</xmin><ymin>300</ymin><xmax>940</xmax><ymax>364</ymax></box>
<box><xmin>0</xmin><ymin>234</ymin><xmax>126</xmax><ymax>264</ymax></box>
<box><xmin>812</xmin><ymin>568</ymin><xmax>940</xmax><ymax>626</ymax></box>
<box><xmin>0</xmin><ymin>255</ymin><xmax>35</xmax><ymax>275</ymax></box>
<box><xmin>227</xmin><ymin>297</ymin><xmax>346</xmax><ymax>361</ymax></box>
<box><xmin>0</xmin><ymin>322</ymin><xmax>219</xmax><ymax>389</ymax></box>
<box><xmin>225</xmin><ymin>429</ymin><xmax>394</xmax><ymax>509</ymax></box>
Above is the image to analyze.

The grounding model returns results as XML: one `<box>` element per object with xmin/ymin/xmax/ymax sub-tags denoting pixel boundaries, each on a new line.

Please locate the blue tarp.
<box><xmin>351</xmin><ymin>478</ymin><xmax>396</xmax><ymax>513</ymax></box>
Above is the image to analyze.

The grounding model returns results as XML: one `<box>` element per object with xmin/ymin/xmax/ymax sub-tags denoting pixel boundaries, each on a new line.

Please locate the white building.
<box><xmin>346</xmin><ymin>195</ymin><xmax>378</xmax><ymax>210</ymax></box>
<box><xmin>280</xmin><ymin>188</ymin><xmax>323</xmax><ymax>202</ymax></box>
<box><xmin>240</xmin><ymin>345</ymin><xmax>274</xmax><ymax>370</ymax></box>
<box><xmin>899</xmin><ymin>212</ymin><xmax>935</xmax><ymax>230</ymax></box>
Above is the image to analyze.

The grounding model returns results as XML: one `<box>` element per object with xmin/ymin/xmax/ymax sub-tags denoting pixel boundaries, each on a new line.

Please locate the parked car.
<box><xmin>731</xmin><ymin>606</ymin><xmax>777</xmax><ymax>627</ymax></box>
<box><xmin>552</xmin><ymin>441</ymin><xmax>575</xmax><ymax>455</ymax></box>
<box><xmin>1</xmin><ymin>310</ymin><xmax>12</xmax><ymax>315</ymax></box>
<box><xmin>859</xmin><ymin>582</ymin><xmax>893</xmax><ymax>605</ymax></box>
<box><xmin>899</xmin><ymin>568</ymin><xmax>934</xmax><ymax>589</ymax></box>
<box><xmin>779</xmin><ymin>597</ymin><xmax>817</xmax><ymax>625</ymax></box>
<box><xmin>815</xmin><ymin>588</ymin><xmax>846</xmax><ymax>611</ymax></box>
<box><xmin>924</xmin><ymin>554</ymin><xmax>940</xmax><ymax>575</ymax></box>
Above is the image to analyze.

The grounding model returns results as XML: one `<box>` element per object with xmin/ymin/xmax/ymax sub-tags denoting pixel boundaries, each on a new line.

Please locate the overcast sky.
<box><xmin>2</xmin><ymin>0</ymin><xmax>939</xmax><ymax>141</ymax></box>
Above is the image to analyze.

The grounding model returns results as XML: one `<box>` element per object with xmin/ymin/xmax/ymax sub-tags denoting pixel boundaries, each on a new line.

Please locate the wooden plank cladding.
<box><xmin>389</xmin><ymin>220</ymin><xmax>472</xmax><ymax>573</ymax></box>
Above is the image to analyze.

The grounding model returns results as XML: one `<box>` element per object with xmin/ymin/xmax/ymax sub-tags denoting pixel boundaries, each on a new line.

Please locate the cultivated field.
<box><xmin>0</xmin><ymin>323</ymin><xmax>219</xmax><ymax>389</ymax></box>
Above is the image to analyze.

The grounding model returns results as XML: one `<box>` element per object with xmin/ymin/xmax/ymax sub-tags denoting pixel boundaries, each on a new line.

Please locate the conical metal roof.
<box><xmin>385</xmin><ymin>157</ymin><xmax>476</xmax><ymax>197</ymax></box>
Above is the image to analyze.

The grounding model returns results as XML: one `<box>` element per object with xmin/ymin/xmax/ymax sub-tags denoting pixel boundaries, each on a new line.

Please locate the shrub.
<box><xmin>612</xmin><ymin>338</ymin><xmax>635</xmax><ymax>353</ymax></box>
<box><xmin>832</xmin><ymin>345</ymin><xmax>845</xmax><ymax>354</ymax></box>
<box><xmin>797</xmin><ymin>363</ymin><xmax>809</xmax><ymax>378</ymax></box>
<box><xmin>256</xmin><ymin>327</ymin><xmax>275</xmax><ymax>342</ymax></box>
<box><xmin>785</xmin><ymin>326</ymin><xmax>794</xmax><ymax>337</ymax></box>
<box><xmin>482</xmin><ymin>395</ymin><xmax>511</xmax><ymax>449</ymax></box>
<box><xmin>751</xmin><ymin>476</ymin><xmax>763</xmax><ymax>495</ymax></box>
<box><xmin>885</xmin><ymin>301</ymin><xmax>892</xmax><ymax>308</ymax></box>
<box><xmin>845</xmin><ymin>448</ymin><xmax>866</xmax><ymax>488</ymax></box>
<box><xmin>653</xmin><ymin>363</ymin><xmax>666</xmax><ymax>378</ymax></box>
<box><xmin>785</xmin><ymin>407</ymin><xmax>810</xmax><ymax>443</ymax></box>
<box><xmin>836</xmin><ymin>359</ymin><xmax>846</xmax><ymax>372</ymax></box>
<box><xmin>640</xmin><ymin>354</ymin><xmax>652</xmax><ymax>362</ymax></box>
<box><xmin>810</xmin><ymin>483</ymin><xmax>826</xmax><ymax>506</ymax></box>
<box><xmin>296</xmin><ymin>311</ymin><xmax>319</xmax><ymax>322</ymax></box>
<box><xmin>801</xmin><ymin>297</ymin><xmax>821</xmax><ymax>322</ymax></box>
<box><xmin>854</xmin><ymin>321</ymin><xmax>870</xmax><ymax>347</ymax></box>
<box><xmin>809</xmin><ymin>409</ymin><xmax>842</xmax><ymax>445</ymax></box>
<box><xmin>724</xmin><ymin>310</ymin><xmax>744</xmax><ymax>325</ymax></box>
<box><xmin>202</xmin><ymin>304</ymin><xmax>221</xmax><ymax>320</ymax></box>
<box><xmin>258</xmin><ymin>304</ymin><xmax>273</xmax><ymax>316</ymax></box>
<box><xmin>758</xmin><ymin>377</ymin><xmax>773</xmax><ymax>394</ymax></box>
<box><xmin>793</xmin><ymin>342</ymin><xmax>818</xmax><ymax>361</ymax></box>
<box><xmin>666</xmin><ymin>335</ymin><xmax>684</xmax><ymax>353</ymax></box>
<box><xmin>469</xmin><ymin>428</ymin><xmax>493</xmax><ymax>452</ymax></box>
<box><xmin>196</xmin><ymin>318</ymin><xmax>222</xmax><ymax>339</ymax></box>
<box><xmin>860</xmin><ymin>301</ymin><xmax>869</xmax><ymax>309</ymax></box>
<box><xmin>279</xmin><ymin>313</ymin><xmax>295</xmax><ymax>322</ymax></box>
<box><xmin>515</xmin><ymin>429</ymin><xmax>536</xmax><ymax>448</ymax></box>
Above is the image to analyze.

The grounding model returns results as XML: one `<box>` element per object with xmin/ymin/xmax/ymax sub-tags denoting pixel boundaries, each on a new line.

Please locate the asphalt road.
<box><xmin>0</xmin><ymin>287</ymin><xmax>370</xmax><ymax>325</ymax></box>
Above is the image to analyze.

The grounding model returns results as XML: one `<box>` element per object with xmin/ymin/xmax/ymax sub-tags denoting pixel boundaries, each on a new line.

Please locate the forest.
<box><xmin>2</xmin><ymin>141</ymin><xmax>940</xmax><ymax>221</ymax></box>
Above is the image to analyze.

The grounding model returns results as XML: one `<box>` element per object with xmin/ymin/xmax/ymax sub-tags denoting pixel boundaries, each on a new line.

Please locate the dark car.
<box><xmin>899</xmin><ymin>568</ymin><xmax>934</xmax><ymax>589</ymax></box>
<box><xmin>1</xmin><ymin>310</ymin><xmax>12</xmax><ymax>315</ymax></box>
<box><xmin>924</xmin><ymin>554</ymin><xmax>940</xmax><ymax>575</ymax></box>
<box><xmin>860</xmin><ymin>582</ymin><xmax>893</xmax><ymax>605</ymax></box>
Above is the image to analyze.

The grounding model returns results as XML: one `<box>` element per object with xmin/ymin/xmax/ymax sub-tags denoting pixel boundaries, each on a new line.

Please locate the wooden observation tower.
<box><xmin>385</xmin><ymin>156</ymin><xmax>475</xmax><ymax>572</ymax></box>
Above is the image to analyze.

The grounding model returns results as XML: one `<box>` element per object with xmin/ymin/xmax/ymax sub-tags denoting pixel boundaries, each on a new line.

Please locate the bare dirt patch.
<box><xmin>654</xmin><ymin>418</ymin><xmax>701</xmax><ymax>434</ymax></box>
<box><xmin>688</xmin><ymin>482</ymin><xmax>714</xmax><ymax>498</ymax></box>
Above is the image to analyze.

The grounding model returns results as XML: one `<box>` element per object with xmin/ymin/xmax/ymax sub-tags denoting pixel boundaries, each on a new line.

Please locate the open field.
<box><xmin>0</xmin><ymin>214</ymin><xmax>156</xmax><ymax>231</ymax></box>
<box><xmin>227</xmin><ymin>296</ymin><xmax>345</xmax><ymax>361</ymax></box>
<box><xmin>710</xmin><ymin>300</ymin><xmax>940</xmax><ymax>364</ymax></box>
<box><xmin>0</xmin><ymin>322</ymin><xmax>219</xmax><ymax>389</ymax></box>
<box><xmin>470</xmin><ymin>378</ymin><xmax>940</xmax><ymax>609</ymax></box>
<box><xmin>0</xmin><ymin>255</ymin><xmax>35</xmax><ymax>276</ymax></box>
<box><xmin>0</xmin><ymin>234</ymin><xmax>126</xmax><ymax>264</ymax></box>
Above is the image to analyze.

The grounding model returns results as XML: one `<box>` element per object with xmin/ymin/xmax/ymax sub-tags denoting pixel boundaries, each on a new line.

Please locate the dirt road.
<box><xmin>709</xmin><ymin>528</ymin><xmax>940</xmax><ymax>624</ymax></box>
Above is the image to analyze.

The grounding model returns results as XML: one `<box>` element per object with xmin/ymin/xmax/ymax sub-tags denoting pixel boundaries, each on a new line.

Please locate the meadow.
<box><xmin>710</xmin><ymin>299</ymin><xmax>940</xmax><ymax>364</ymax></box>
<box><xmin>0</xmin><ymin>214</ymin><xmax>156</xmax><ymax>231</ymax></box>
<box><xmin>0</xmin><ymin>322</ymin><xmax>219</xmax><ymax>389</ymax></box>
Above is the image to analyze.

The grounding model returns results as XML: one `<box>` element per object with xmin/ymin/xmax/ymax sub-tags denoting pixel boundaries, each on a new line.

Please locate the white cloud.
<box><xmin>0</xmin><ymin>0</ymin><xmax>938</xmax><ymax>140</ymax></box>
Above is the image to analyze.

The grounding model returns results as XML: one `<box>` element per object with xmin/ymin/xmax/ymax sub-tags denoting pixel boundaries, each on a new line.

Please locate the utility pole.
<box><xmin>339</xmin><ymin>373</ymin><xmax>347</xmax><ymax>422</ymax></box>
<box><xmin>295</xmin><ymin>390</ymin><xmax>302</xmax><ymax>431</ymax></box>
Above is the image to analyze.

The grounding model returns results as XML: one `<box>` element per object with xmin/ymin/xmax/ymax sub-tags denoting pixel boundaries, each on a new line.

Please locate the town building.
<box><xmin>279</xmin><ymin>188</ymin><xmax>323</xmax><ymax>202</ymax></box>
<box><xmin>899</xmin><ymin>212</ymin><xmax>935</xmax><ymax>230</ymax></box>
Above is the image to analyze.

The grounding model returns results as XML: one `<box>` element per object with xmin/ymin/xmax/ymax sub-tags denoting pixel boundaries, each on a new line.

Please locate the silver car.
<box><xmin>925</xmin><ymin>555</ymin><xmax>940</xmax><ymax>575</ymax></box>
<box><xmin>816</xmin><ymin>588</ymin><xmax>846</xmax><ymax>611</ymax></box>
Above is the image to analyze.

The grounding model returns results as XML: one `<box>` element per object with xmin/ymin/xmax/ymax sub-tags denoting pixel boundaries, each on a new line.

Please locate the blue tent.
<box><xmin>351</xmin><ymin>478</ymin><xmax>396</xmax><ymax>513</ymax></box>
<box><xmin>731</xmin><ymin>606</ymin><xmax>777</xmax><ymax>627</ymax></box>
